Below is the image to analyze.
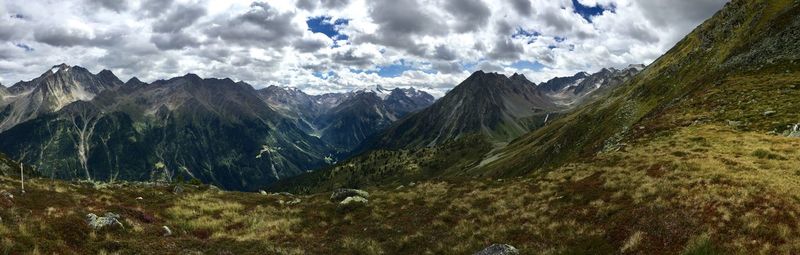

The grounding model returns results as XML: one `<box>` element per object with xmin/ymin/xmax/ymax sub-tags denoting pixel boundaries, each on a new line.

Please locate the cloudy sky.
<box><xmin>0</xmin><ymin>0</ymin><xmax>728</xmax><ymax>96</ymax></box>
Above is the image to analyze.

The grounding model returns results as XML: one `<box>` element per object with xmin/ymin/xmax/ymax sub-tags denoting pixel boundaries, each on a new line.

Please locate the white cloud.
<box><xmin>0</xmin><ymin>0</ymin><xmax>728</xmax><ymax>96</ymax></box>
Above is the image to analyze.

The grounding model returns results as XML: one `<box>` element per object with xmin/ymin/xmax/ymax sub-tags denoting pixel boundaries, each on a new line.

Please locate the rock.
<box><xmin>0</xmin><ymin>190</ymin><xmax>13</xmax><ymax>200</ymax></box>
<box><xmin>279</xmin><ymin>198</ymin><xmax>302</xmax><ymax>206</ymax></box>
<box><xmin>330</xmin><ymin>189</ymin><xmax>369</xmax><ymax>203</ymax></box>
<box><xmin>259</xmin><ymin>190</ymin><xmax>268</xmax><ymax>195</ymax></box>
<box><xmin>789</xmin><ymin>124</ymin><xmax>800</xmax><ymax>138</ymax></box>
<box><xmin>86</xmin><ymin>212</ymin><xmax>124</xmax><ymax>230</ymax></box>
<box><xmin>337</xmin><ymin>196</ymin><xmax>368</xmax><ymax>211</ymax></box>
<box><xmin>473</xmin><ymin>244</ymin><xmax>519</xmax><ymax>255</ymax></box>
<box><xmin>727</xmin><ymin>120</ymin><xmax>743</xmax><ymax>127</ymax></box>
<box><xmin>763</xmin><ymin>110</ymin><xmax>777</xmax><ymax>116</ymax></box>
<box><xmin>286</xmin><ymin>198</ymin><xmax>302</xmax><ymax>205</ymax></box>
<box><xmin>162</xmin><ymin>226</ymin><xmax>172</xmax><ymax>236</ymax></box>
<box><xmin>396</xmin><ymin>185</ymin><xmax>405</xmax><ymax>190</ymax></box>
<box><xmin>409</xmin><ymin>182</ymin><xmax>416</xmax><ymax>187</ymax></box>
<box><xmin>173</xmin><ymin>185</ymin><xmax>184</xmax><ymax>194</ymax></box>
<box><xmin>276</xmin><ymin>192</ymin><xmax>294</xmax><ymax>197</ymax></box>
<box><xmin>135</xmin><ymin>197</ymin><xmax>143</xmax><ymax>200</ymax></box>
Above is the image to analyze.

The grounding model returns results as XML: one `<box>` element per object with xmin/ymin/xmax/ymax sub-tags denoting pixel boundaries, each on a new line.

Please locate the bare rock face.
<box><xmin>473</xmin><ymin>244</ymin><xmax>519</xmax><ymax>255</ymax></box>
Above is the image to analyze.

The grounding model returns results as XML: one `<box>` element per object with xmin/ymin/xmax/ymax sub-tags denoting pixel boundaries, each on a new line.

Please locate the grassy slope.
<box><xmin>269</xmin><ymin>134</ymin><xmax>493</xmax><ymax>194</ymax></box>
<box><xmin>480</xmin><ymin>0</ymin><xmax>800</xmax><ymax>177</ymax></box>
<box><xmin>3</xmin><ymin>123</ymin><xmax>800</xmax><ymax>254</ymax></box>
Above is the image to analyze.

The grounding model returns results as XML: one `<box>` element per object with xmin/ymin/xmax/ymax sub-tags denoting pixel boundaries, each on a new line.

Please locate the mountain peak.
<box><xmin>125</xmin><ymin>77</ymin><xmax>146</xmax><ymax>86</ymax></box>
<box><xmin>46</xmin><ymin>63</ymin><xmax>71</xmax><ymax>75</ymax></box>
<box><xmin>97</xmin><ymin>69</ymin><xmax>118</xmax><ymax>79</ymax></box>
<box><xmin>510</xmin><ymin>73</ymin><xmax>535</xmax><ymax>85</ymax></box>
<box><xmin>181</xmin><ymin>73</ymin><xmax>203</xmax><ymax>82</ymax></box>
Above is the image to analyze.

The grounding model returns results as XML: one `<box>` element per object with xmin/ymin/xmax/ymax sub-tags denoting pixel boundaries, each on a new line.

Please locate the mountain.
<box><xmin>545</xmin><ymin>65</ymin><xmax>645</xmax><ymax>105</ymax></box>
<box><xmin>258</xmin><ymin>85</ymin><xmax>435</xmax><ymax>153</ymax></box>
<box><xmin>536</xmin><ymin>71</ymin><xmax>589</xmax><ymax>93</ymax></box>
<box><xmin>257</xmin><ymin>85</ymin><xmax>327</xmax><ymax>133</ymax></box>
<box><xmin>360</xmin><ymin>66</ymin><xmax>641</xmax><ymax>151</ymax></box>
<box><xmin>316</xmin><ymin>91</ymin><xmax>399</xmax><ymax>151</ymax></box>
<box><xmin>0</xmin><ymin>72</ymin><xmax>333</xmax><ymax>191</ymax></box>
<box><xmin>383</xmin><ymin>86</ymin><xmax>436</xmax><ymax>116</ymax></box>
<box><xmin>363</xmin><ymin>71</ymin><xmax>554</xmax><ymax>149</ymax></box>
<box><xmin>274</xmin><ymin>67</ymin><xmax>641</xmax><ymax>190</ymax></box>
<box><xmin>0</xmin><ymin>64</ymin><xmax>123</xmax><ymax>132</ymax></box>
<box><xmin>478</xmin><ymin>0</ymin><xmax>800</xmax><ymax>177</ymax></box>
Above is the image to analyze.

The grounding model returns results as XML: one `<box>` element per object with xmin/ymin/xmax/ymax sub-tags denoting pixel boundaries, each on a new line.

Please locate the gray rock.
<box><xmin>473</xmin><ymin>244</ymin><xmax>519</xmax><ymax>255</ymax></box>
<box><xmin>259</xmin><ymin>190</ymin><xmax>268</xmax><ymax>195</ymax></box>
<box><xmin>0</xmin><ymin>190</ymin><xmax>13</xmax><ymax>200</ymax></box>
<box><xmin>173</xmin><ymin>185</ymin><xmax>184</xmax><ymax>194</ymax></box>
<box><xmin>86</xmin><ymin>212</ymin><xmax>124</xmax><ymax>230</ymax></box>
<box><xmin>330</xmin><ymin>189</ymin><xmax>369</xmax><ymax>203</ymax></box>
<box><xmin>162</xmin><ymin>226</ymin><xmax>172</xmax><ymax>236</ymax></box>
<box><xmin>789</xmin><ymin>124</ymin><xmax>800</xmax><ymax>138</ymax></box>
<box><xmin>280</xmin><ymin>198</ymin><xmax>302</xmax><ymax>206</ymax></box>
<box><xmin>337</xmin><ymin>196</ymin><xmax>368</xmax><ymax>211</ymax></box>
<box><xmin>764</xmin><ymin>110</ymin><xmax>777</xmax><ymax>116</ymax></box>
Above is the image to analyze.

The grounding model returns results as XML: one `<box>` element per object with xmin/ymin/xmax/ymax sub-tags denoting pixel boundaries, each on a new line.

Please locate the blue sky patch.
<box><xmin>572</xmin><ymin>0</ymin><xmax>615</xmax><ymax>22</ymax></box>
<box><xmin>511</xmin><ymin>60</ymin><xmax>545</xmax><ymax>71</ymax></box>
<box><xmin>307</xmin><ymin>16</ymin><xmax>350</xmax><ymax>40</ymax></box>
<box><xmin>313</xmin><ymin>70</ymin><xmax>336</xmax><ymax>79</ymax></box>
<box><xmin>377</xmin><ymin>60</ymin><xmax>414</xmax><ymax>77</ymax></box>
<box><xmin>512</xmin><ymin>28</ymin><xmax>540</xmax><ymax>44</ymax></box>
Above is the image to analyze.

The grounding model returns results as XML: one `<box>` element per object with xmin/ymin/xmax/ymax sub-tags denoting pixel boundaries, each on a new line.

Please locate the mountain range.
<box><xmin>258</xmin><ymin>85</ymin><xmax>435</xmax><ymax>153</ymax></box>
<box><xmin>361</xmin><ymin>66</ymin><xmax>642</xmax><ymax>151</ymax></box>
<box><xmin>0</xmin><ymin>61</ymin><xmax>635</xmax><ymax>190</ymax></box>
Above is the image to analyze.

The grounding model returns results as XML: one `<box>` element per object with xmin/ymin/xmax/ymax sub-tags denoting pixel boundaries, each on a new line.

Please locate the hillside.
<box><xmin>4</xmin><ymin>122</ymin><xmax>800</xmax><ymax>254</ymax></box>
<box><xmin>479</xmin><ymin>0</ymin><xmax>800</xmax><ymax>177</ymax></box>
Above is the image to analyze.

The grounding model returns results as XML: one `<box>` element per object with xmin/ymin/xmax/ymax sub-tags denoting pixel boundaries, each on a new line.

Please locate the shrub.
<box><xmin>188</xmin><ymin>178</ymin><xmax>203</xmax><ymax>186</ymax></box>
<box><xmin>682</xmin><ymin>234</ymin><xmax>722</xmax><ymax>255</ymax></box>
<box><xmin>751</xmin><ymin>149</ymin><xmax>786</xmax><ymax>160</ymax></box>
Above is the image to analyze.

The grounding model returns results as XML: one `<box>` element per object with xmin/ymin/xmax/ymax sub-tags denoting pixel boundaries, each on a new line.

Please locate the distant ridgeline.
<box><xmin>0</xmin><ymin>62</ymin><xmax>641</xmax><ymax>191</ymax></box>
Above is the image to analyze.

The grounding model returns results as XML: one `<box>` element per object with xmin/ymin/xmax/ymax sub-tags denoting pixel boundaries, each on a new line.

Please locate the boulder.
<box><xmin>0</xmin><ymin>190</ymin><xmax>13</xmax><ymax>200</ymax></box>
<box><xmin>473</xmin><ymin>244</ymin><xmax>519</xmax><ymax>255</ymax></box>
<box><xmin>337</xmin><ymin>196</ymin><xmax>368</xmax><ymax>211</ymax></box>
<box><xmin>173</xmin><ymin>185</ymin><xmax>184</xmax><ymax>194</ymax></box>
<box><xmin>330</xmin><ymin>189</ymin><xmax>369</xmax><ymax>203</ymax></box>
<box><xmin>789</xmin><ymin>124</ymin><xmax>800</xmax><ymax>138</ymax></box>
<box><xmin>162</xmin><ymin>226</ymin><xmax>172</xmax><ymax>236</ymax></box>
<box><xmin>259</xmin><ymin>190</ymin><xmax>268</xmax><ymax>195</ymax></box>
<box><xmin>86</xmin><ymin>212</ymin><xmax>124</xmax><ymax>230</ymax></box>
<box><xmin>280</xmin><ymin>198</ymin><xmax>302</xmax><ymax>206</ymax></box>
